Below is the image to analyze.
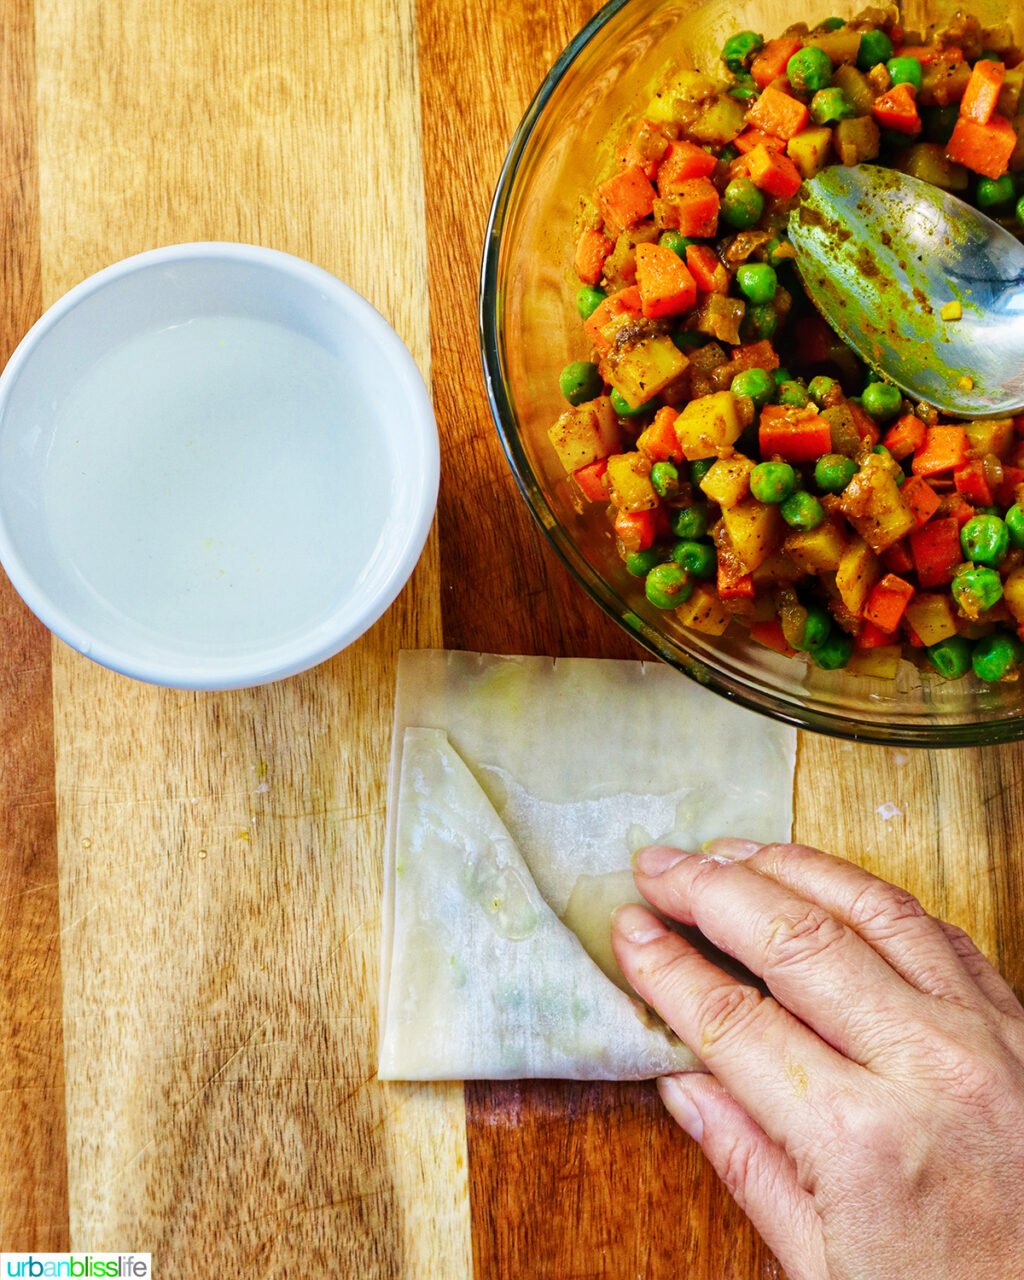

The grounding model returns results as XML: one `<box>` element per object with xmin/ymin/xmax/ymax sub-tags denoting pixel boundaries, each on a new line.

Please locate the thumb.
<box><xmin>658</xmin><ymin>1072</ymin><xmax>827</xmax><ymax>1280</ymax></box>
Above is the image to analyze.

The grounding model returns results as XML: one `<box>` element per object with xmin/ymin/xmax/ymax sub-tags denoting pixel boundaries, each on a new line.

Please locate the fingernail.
<box><xmin>612</xmin><ymin>903</ymin><xmax>669</xmax><ymax>945</ymax></box>
<box><xmin>634</xmin><ymin>845</ymin><xmax>692</xmax><ymax>877</ymax></box>
<box><xmin>658</xmin><ymin>1075</ymin><xmax>704</xmax><ymax>1142</ymax></box>
<box><xmin>701</xmin><ymin>837</ymin><xmax>764</xmax><ymax>862</ymax></box>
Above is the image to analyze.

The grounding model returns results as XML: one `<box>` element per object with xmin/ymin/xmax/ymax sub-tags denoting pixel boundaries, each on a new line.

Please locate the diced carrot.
<box><xmin>717</xmin><ymin>562</ymin><xmax>755</xmax><ymax>600</ymax></box>
<box><xmin>937</xmin><ymin>492</ymin><xmax>976</xmax><ymax>529</ymax></box>
<box><xmin>872</xmin><ymin>82</ymin><xmax>922</xmax><ymax>134</ymax></box>
<box><xmin>954</xmin><ymin>460</ymin><xmax>994</xmax><ymax>507</ymax></box>
<box><xmin>635</xmin><ymin>242</ymin><xmax>698</xmax><ymax>318</ymax></box>
<box><xmin>911</xmin><ymin>425</ymin><xmax>968</xmax><ymax>476</ymax></box>
<box><xmin>596</xmin><ymin>164</ymin><xmax>657</xmax><ymax>231</ymax></box>
<box><xmin>883</xmin><ymin>538</ymin><xmax>914</xmax><ymax>574</ymax></box>
<box><xmin>685</xmin><ymin>243</ymin><xmax>730</xmax><ymax>294</ymax></box>
<box><xmin>667</xmin><ymin>177</ymin><xmax>721</xmax><ymax>238</ymax></box>
<box><xmin>946</xmin><ymin>112</ymin><xmax>1016</xmax><ymax>179</ymax></box>
<box><xmin>637</xmin><ymin>407</ymin><xmax>683</xmax><ymax>463</ymax></box>
<box><xmin>745</xmin><ymin>143</ymin><xmax>803</xmax><ymax>198</ymax></box>
<box><xmin>613</xmin><ymin>507</ymin><xmax>656</xmax><ymax>552</ymax></box>
<box><xmin>857</xmin><ymin>619</ymin><xmax>898</xmax><ymax>649</ymax></box>
<box><xmin>882</xmin><ymin>413</ymin><xmax>927</xmax><ymax>460</ymax></box>
<box><xmin>749</xmin><ymin>618</ymin><xmax>796</xmax><ymax>655</ymax></box>
<box><xmin>901</xmin><ymin>474</ymin><xmax>941</xmax><ymax>526</ymax></box>
<box><xmin>847</xmin><ymin>400</ymin><xmax>881</xmax><ymax>448</ymax></box>
<box><xmin>751</xmin><ymin>35</ymin><xmax>804</xmax><ymax>89</ymax></box>
<box><xmin>909</xmin><ymin>517</ymin><xmax>961</xmax><ymax>587</ymax></box>
<box><xmin>894</xmin><ymin>44</ymin><xmax>946</xmax><ymax>64</ymax></box>
<box><xmin>733</xmin><ymin>127</ymin><xmax>786</xmax><ymax>154</ymax></box>
<box><xmin>746</xmin><ymin>85</ymin><xmax>810</xmax><ymax>140</ymax></box>
<box><xmin>960</xmin><ymin>58</ymin><xmax>1005</xmax><ymax>124</ymax></box>
<box><xmin>573</xmin><ymin>458</ymin><xmax>609</xmax><ymax>502</ymax></box>
<box><xmin>574</xmin><ymin>228</ymin><xmax>613</xmax><ymax>285</ymax></box>
<box><xmin>583</xmin><ymin>286</ymin><xmax>642</xmax><ymax>355</ymax></box>
<box><xmin>996</xmin><ymin>465</ymin><xmax>1024</xmax><ymax>508</ymax></box>
<box><xmin>863</xmin><ymin>573</ymin><xmax>915</xmax><ymax>633</ymax></box>
<box><xmin>656</xmin><ymin>140</ymin><xmax>717</xmax><ymax>191</ymax></box>
<box><xmin>727</xmin><ymin>340</ymin><xmax>780</xmax><ymax>374</ymax></box>
<box><xmin>758</xmin><ymin>405</ymin><xmax>832</xmax><ymax>463</ymax></box>
<box><xmin>622</xmin><ymin>117</ymin><xmax>670</xmax><ymax>178</ymax></box>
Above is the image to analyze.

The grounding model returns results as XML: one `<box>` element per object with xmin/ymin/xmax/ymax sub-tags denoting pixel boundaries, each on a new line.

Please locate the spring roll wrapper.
<box><xmin>378</xmin><ymin>651</ymin><xmax>796</xmax><ymax>1081</ymax></box>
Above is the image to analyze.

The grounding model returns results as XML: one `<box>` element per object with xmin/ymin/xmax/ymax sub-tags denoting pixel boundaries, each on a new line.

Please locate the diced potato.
<box><xmin>675</xmin><ymin>390</ymin><xmax>743</xmax><ymax>461</ymax></box>
<box><xmin>605</xmin><ymin>451</ymin><xmax>658</xmax><ymax>511</ymax></box>
<box><xmin>787</xmin><ymin>126</ymin><xmax>832</xmax><ymax>178</ymax></box>
<box><xmin>784</xmin><ymin>519</ymin><xmax>847</xmax><ymax>573</ymax></box>
<box><xmin>836</xmin><ymin>536</ymin><xmax>880</xmax><ymax>615</ymax></box>
<box><xmin>897</xmin><ymin>142</ymin><xmax>969</xmax><ymax>192</ymax></box>
<box><xmin>965</xmin><ymin>418</ymin><xmax>1014</xmax><ymax>460</ymax></box>
<box><xmin>751</xmin><ymin>550</ymin><xmax>803</xmax><ymax>586</ymax></box>
<box><xmin>831</xmin><ymin>64</ymin><xmax>877</xmax><ymax>113</ymax></box>
<box><xmin>688</xmin><ymin>94</ymin><xmax>747</xmax><ymax>146</ymax></box>
<box><xmin>803</xmin><ymin>27</ymin><xmax>861</xmax><ymax>64</ymax></box>
<box><xmin>603</xmin><ymin>225</ymin><xmax>661</xmax><ymax>292</ymax></box>
<box><xmin>699</xmin><ymin>455</ymin><xmax>755</xmax><ymax>507</ymax></box>
<box><xmin>547</xmin><ymin>397</ymin><xmax>621</xmax><ymax>473</ymax></box>
<box><xmin>693</xmin><ymin>294</ymin><xmax>745</xmax><ymax>344</ymax></box>
<box><xmin>904</xmin><ymin>592</ymin><xmax>958</xmax><ymax>645</ymax></box>
<box><xmin>839</xmin><ymin>454</ymin><xmax>915</xmax><ymax>553</ymax></box>
<box><xmin>646</xmin><ymin>70</ymin><xmax>718</xmax><ymax>123</ymax></box>
<box><xmin>1003</xmin><ymin>569</ymin><xmax>1024</xmax><ymax>628</ymax></box>
<box><xmin>608</xmin><ymin>335</ymin><xmax>690</xmax><ymax>409</ymax></box>
<box><xmin>723</xmin><ymin>498</ymin><xmax>784</xmax><ymax>573</ymax></box>
<box><xmin>919</xmin><ymin>56</ymin><xmax>972</xmax><ymax>108</ymax></box>
<box><xmin>848</xmin><ymin>646</ymin><xmax>903</xmax><ymax>679</ymax></box>
<box><xmin>834</xmin><ymin>115</ymin><xmax>880</xmax><ymax>166</ymax></box>
<box><xmin>675</xmin><ymin>583</ymin><xmax>731</xmax><ymax>635</ymax></box>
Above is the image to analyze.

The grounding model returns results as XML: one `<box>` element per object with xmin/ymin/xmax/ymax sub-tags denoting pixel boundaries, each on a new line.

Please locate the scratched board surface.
<box><xmin>2</xmin><ymin>0</ymin><xmax>1024</xmax><ymax>1276</ymax></box>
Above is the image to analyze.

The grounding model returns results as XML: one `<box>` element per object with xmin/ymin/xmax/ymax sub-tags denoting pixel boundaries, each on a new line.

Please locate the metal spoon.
<box><xmin>788</xmin><ymin>164</ymin><xmax>1024</xmax><ymax>417</ymax></box>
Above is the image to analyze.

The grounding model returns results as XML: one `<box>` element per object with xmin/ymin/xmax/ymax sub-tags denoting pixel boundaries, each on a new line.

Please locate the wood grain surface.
<box><xmin>2</xmin><ymin>0</ymin><xmax>1024</xmax><ymax>1277</ymax></box>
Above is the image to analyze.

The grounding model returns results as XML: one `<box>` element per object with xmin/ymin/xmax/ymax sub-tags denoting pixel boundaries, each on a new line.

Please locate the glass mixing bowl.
<box><xmin>481</xmin><ymin>0</ymin><xmax>1024</xmax><ymax>746</ymax></box>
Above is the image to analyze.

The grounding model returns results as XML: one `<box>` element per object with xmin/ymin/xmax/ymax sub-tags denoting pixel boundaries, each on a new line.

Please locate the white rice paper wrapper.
<box><xmin>378</xmin><ymin>650</ymin><xmax>797</xmax><ymax>1081</ymax></box>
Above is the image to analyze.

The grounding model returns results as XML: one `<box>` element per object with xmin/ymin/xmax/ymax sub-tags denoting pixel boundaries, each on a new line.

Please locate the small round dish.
<box><xmin>0</xmin><ymin>243</ymin><xmax>438</xmax><ymax>689</ymax></box>
<box><xmin>480</xmin><ymin>0</ymin><xmax>1024</xmax><ymax>747</ymax></box>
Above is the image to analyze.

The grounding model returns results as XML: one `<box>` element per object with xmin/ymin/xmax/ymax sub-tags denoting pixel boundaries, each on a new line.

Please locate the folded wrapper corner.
<box><xmin>378</xmin><ymin>651</ymin><xmax>797</xmax><ymax>1082</ymax></box>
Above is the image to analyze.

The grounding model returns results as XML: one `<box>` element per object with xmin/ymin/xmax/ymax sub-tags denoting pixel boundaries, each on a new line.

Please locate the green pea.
<box><xmin>799</xmin><ymin>603</ymin><xmax>832</xmax><ymax>651</ymax></box>
<box><xmin>576</xmin><ymin>285</ymin><xmax>606</xmax><ymax>320</ymax></box>
<box><xmin>721</xmin><ymin>178</ymin><xmax>765</xmax><ymax>230</ymax></box>
<box><xmin>743</xmin><ymin>302</ymin><xmax>779</xmax><ymax>341</ymax></box>
<box><xmin>1017</xmin><ymin>193</ymin><xmax>1024</xmax><ymax>229</ymax></box>
<box><xmin>861</xmin><ymin>380</ymin><xmax>903</xmax><ymax>421</ymax></box>
<box><xmin>780</xmin><ymin>491</ymin><xmax>826</xmax><ymax>530</ymax></box>
<box><xmin>1005</xmin><ymin>503</ymin><xmax>1024</xmax><ymax>548</ymax></box>
<box><xmin>976</xmin><ymin>174</ymin><xmax>1016</xmax><ymax>211</ymax></box>
<box><xmin>810</xmin><ymin>86</ymin><xmax>854</xmax><ymax>124</ymax></box>
<box><xmin>922</xmin><ymin>104</ymin><xmax>959</xmax><ymax>145</ymax></box>
<box><xmin>886</xmin><ymin>56</ymin><xmax>923</xmax><ymax>88</ymax></box>
<box><xmin>764</xmin><ymin>237</ymin><xmax>792</xmax><ymax>268</ymax></box>
<box><xmin>650</xmin><ymin>460</ymin><xmax>680</xmax><ymax>499</ymax></box>
<box><xmin>857</xmin><ymin>29</ymin><xmax>894</xmax><ymax>71</ymax></box>
<box><xmin>819</xmin><ymin>17</ymin><xmax>845</xmax><ymax>31</ymax></box>
<box><xmin>814</xmin><ymin>452</ymin><xmax>858</xmax><ymax>493</ymax></box>
<box><xmin>807</xmin><ymin>375</ymin><xmax>837</xmax><ymax>407</ymax></box>
<box><xmin>645</xmin><ymin>562</ymin><xmax>693</xmax><ymax>609</ymax></box>
<box><xmin>611</xmin><ymin>388</ymin><xmax>657</xmax><ymax>417</ymax></box>
<box><xmin>671</xmin><ymin>539</ymin><xmax>717</xmax><ymax>579</ymax></box>
<box><xmin>719</xmin><ymin>143</ymin><xmax>740</xmax><ymax>163</ymax></box>
<box><xmin>961</xmin><ymin>514</ymin><xmax>1009</xmax><ymax>567</ymax></box>
<box><xmin>672</xmin><ymin>502</ymin><xmax>709</xmax><ymax>539</ymax></box>
<box><xmin>976</xmin><ymin>50</ymin><xmax>1003</xmax><ymax>62</ymax></box>
<box><xmin>559</xmin><ymin>360</ymin><xmax>602</xmax><ymax>405</ymax></box>
<box><xmin>809</xmin><ymin>630</ymin><xmax>853</xmax><ymax>669</ymax></box>
<box><xmin>722</xmin><ymin>30</ymin><xmax>764</xmax><ymax>72</ymax></box>
<box><xmin>728</xmin><ymin>72</ymin><xmax>760</xmax><ymax>102</ymax></box>
<box><xmin>736</xmin><ymin>262</ymin><xmax>778</xmax><ymax>304</ymax></box>
<box><xmin>625</xmin><ymin>547</ymin><xmax>664</xmax><ymax>577</ymax></box>
<box><xmin>750</xmin><ymin>460</ymin><xmax>797</xmax><ymax>504</ymax></box>
<box><xmin>690</xmin><ymin>458</ymin><xmax>714</xmax><ymax>483</ymax></box>
<box><xmin>659</xmin><ymin>230</ymin><xmax>695</xmax><ymax>257</ymax></box>
<box><xmin>776</xmin><ymin>380</ymin><xmax>810</xmax><ymax>409</ymax></box>
<box><xmin>951</xmin><ymin>566</ymin><xmax>1003</xmax><ymax>615</ymax></box>
<box><xmin>787</xmin><ymin>46</ymin><xmax>833</xmax><ymax>93</ymax></box>
<box><xmin>730</xmin><ymin>366</ymin><xmax>775</xmax><ymax>406</ymax></box>
<box><xmin>772</xmin><ymin>367</ymin><xmax>793</xmax><ymax>386</ymax></box>
<box><xmin>926</xmin><ymin>634</ymin><xmax>973</xmax><ymax>680</ymax></box>
<box><xmin>672</xmin><ymin>327</ymin><xmax>708</xmax><ymax>350</ymax></box>
<box><xmin>972</xmin><ymin>633</ymin><xmax>1024</xmax><ymax>683</ymax></box>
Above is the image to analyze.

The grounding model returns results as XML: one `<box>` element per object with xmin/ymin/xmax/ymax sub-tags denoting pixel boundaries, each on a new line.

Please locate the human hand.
<box><xmin>611</xmin><ymin>839</ymin><xmax>1024</xmax><ymax>1280</ymax></box>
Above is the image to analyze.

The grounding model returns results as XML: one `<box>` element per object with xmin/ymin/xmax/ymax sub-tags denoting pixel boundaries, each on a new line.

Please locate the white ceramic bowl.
<box><xmin>0</xmin><ymin>243</ymin><xmax>438</xmax><ymax>689</ymax></box>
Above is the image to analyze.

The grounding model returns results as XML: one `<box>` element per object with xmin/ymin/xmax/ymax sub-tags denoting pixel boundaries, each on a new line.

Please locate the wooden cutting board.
<box><xmin>2</xmin><ymin>0</ymin><xmax>1024</xmax><ymax>1276</ymax></box>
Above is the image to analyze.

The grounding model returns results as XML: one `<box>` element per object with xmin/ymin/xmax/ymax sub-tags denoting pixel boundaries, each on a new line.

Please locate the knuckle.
<box><xmin>694</xmin><ymin>981</ymin><xmax>765</xmax><ymax>1051</ymax></box>
<box><xmin>846</xmin><ymin>880</ymin><xmax>927</xmax><ymax>941</ymax></box>
<box><xmin>764</xmin><ymin>904</ymin><xmax>848</xmax><ymax>972</ymax></box>
<box><xmin>715</xmin><ymin>1132</ymin><xmax>760</xmax><ymax>1205</ymax></box>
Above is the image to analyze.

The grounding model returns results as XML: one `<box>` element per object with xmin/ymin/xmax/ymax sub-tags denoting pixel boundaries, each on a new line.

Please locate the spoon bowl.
<box><xmin>788</xmin><ymin>165</ymin><xmax>1024</xmax><ymax>417</ymax></box>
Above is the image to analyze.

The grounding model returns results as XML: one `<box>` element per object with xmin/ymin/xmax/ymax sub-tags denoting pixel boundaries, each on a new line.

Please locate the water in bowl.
<box><xmin>42</xmin><ymin>313</ymin><xmax>387</xmax><ymax>659</ymax></box>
